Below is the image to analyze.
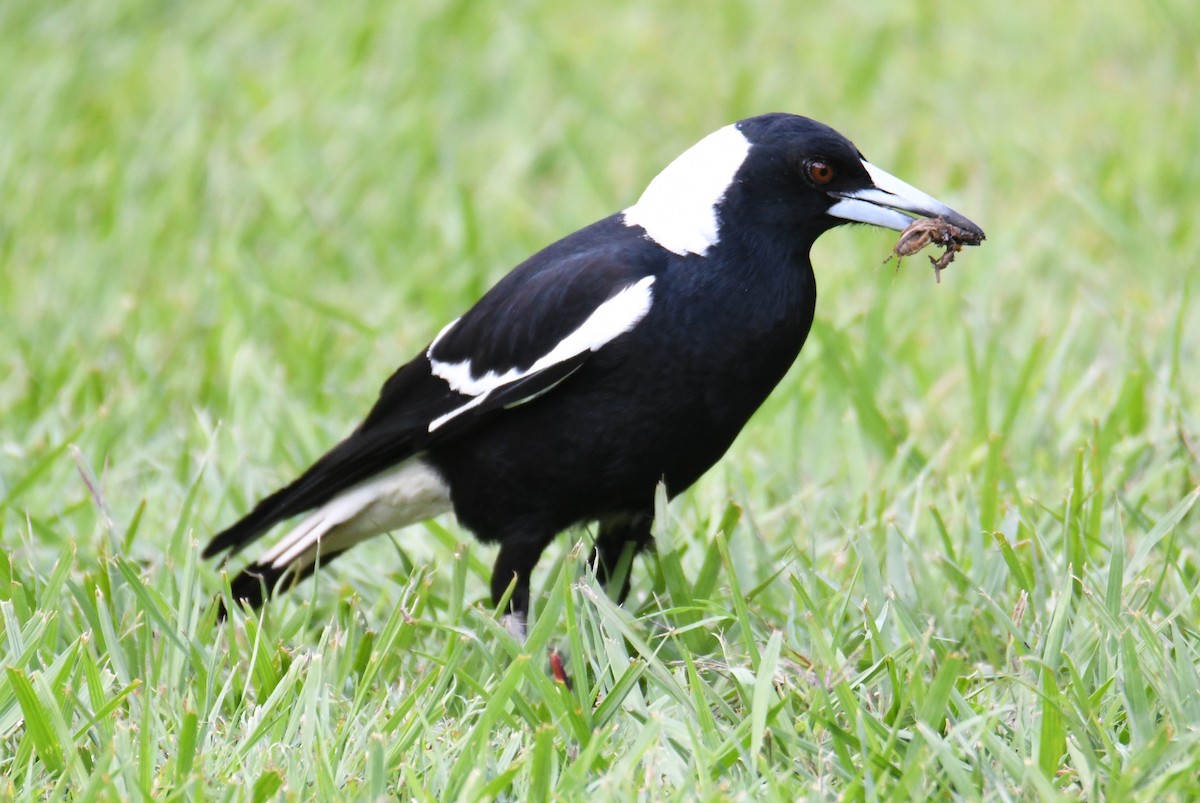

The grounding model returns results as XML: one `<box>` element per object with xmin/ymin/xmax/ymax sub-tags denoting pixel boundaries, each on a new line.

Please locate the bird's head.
<box><xmin>622</xmin><ymin>112</ymin><xmax>984</xmax><ymax>258</ymax></box>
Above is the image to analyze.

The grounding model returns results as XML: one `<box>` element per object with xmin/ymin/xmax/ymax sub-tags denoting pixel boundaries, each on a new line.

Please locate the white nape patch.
<box><xmin>426</xmin><ymin>275</ymin><xmax>656</xmax><ymax>431</ymax></box>
<box><xmin>258</xmin><ymin>458</ymin><xmax>451</xmax><ymax>571</ymax></box>
<box><xmin>622</xmin><ymin>123</ymin><xmax>751</xmax><ymax>256</ymax></box>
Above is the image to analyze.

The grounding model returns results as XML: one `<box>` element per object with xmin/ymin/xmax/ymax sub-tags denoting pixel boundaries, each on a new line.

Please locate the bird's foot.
<box><xmin>502</xmin><ymin>612</ymin><xmax>527</xmax><ymax>641</ymax></box>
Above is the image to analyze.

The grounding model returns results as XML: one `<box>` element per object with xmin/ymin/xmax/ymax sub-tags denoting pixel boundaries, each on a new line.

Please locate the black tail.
<box><xmin>206</xmin><ymin>355</ymin><xmax>466</xmax><ymax>559</ymax></box>
<box><xmin>204</xmin><ymin>427</ymin><xmax>419</xmax><ymax>559</ymax></box>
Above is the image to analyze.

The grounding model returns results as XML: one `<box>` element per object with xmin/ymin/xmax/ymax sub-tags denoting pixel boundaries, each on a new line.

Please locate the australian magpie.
<box><xmin>205</xmin><ymin>113</ymin><xmax>984</xmax><ymax>635</ymax></box>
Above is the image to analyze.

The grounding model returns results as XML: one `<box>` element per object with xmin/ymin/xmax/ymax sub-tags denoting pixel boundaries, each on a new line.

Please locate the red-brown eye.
<box><xmin>808</xmin><ymin>161</ymin><xmax>835</xmax><ymax>185</ymax></box>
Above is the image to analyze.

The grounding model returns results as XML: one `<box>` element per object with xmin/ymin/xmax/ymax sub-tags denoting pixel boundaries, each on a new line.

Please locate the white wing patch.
<box><xmin>621</xmin><ymin>123</ymin><xmax>751</xmax><ymax>257</ymax></box>
<box><xmin>258</xmin><ymin>458</ymin><xmax>451</xmax><ymax>571</ymax></box>
<box><xmin>426</xmin><ymin>275</ymin><xmax>656</xmax><ymax>432</ymax></box>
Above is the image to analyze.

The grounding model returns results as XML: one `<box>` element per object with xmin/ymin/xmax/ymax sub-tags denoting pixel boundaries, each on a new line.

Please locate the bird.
<box><xmin>204</xmin><ymin>113</ymin><xmax>984</xmax><ymax>636</ymax></box>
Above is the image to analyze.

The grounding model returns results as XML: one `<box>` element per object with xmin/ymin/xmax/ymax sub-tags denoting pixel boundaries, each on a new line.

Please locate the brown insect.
<box><xmin>888</xmin><ymin>217</ymin><xmax>985</xmax><ymax>283</ymax></box>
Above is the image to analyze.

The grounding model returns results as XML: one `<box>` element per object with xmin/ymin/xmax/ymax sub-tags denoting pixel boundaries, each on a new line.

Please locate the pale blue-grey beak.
<box><xmin>827</xmin><ymin>160</ymin><xmax>984</xmax><ymax>239</ymax></box>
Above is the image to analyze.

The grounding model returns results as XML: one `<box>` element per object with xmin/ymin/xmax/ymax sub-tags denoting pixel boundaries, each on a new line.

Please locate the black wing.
<box><xmin>205</xmin><ymin>217</ymin><xmax>663</xmax><ymax>557</ymax></box>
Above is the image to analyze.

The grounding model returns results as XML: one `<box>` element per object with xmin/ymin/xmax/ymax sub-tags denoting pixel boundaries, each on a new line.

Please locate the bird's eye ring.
<box><xmin>807</xmin><ymin>161</ymin><xmax>836</xmax><ymax>185</ymax></box>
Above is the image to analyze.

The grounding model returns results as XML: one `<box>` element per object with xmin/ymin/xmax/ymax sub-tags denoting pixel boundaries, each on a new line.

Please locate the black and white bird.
<box><xmin>205</xmin><ymin>113</ymin><xmax>983</xmax><ymax>635</ymax></box>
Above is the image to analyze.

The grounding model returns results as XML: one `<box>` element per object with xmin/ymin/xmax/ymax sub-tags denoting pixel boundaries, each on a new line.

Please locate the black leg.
<box><xmin>592</xmin><ymin>512</ymin><xmax>653</xmax><ymax>604</ymax></box>
<box><xmin>491</xmin><ymin>539</ymin><xmax>546</xmax><ymax>639</ymax></box>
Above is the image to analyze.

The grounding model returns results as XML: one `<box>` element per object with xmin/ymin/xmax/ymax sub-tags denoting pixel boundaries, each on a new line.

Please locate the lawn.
<box><xmin>2</xmin><ymin>0</ymin><xmax>1198</xmax><ymax>799</ymax></box>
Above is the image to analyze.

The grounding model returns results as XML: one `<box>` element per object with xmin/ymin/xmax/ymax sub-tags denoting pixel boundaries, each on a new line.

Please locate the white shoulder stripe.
<box><xmin>427</xmin><ymin>390</ymin><xmax>490</xmax><ymax>433</ymax></box>
<box><xmin>427</xmin><ymin>275</ymin><xmax>656</xmax><ymax>431</ymax></box>
<box><xmin>428</xmin><ymin>317</ymin><xmax>462</xmax><ymax>352</ymax></box>
<box><xmin>622</xmin><ymin>123</ymin><xmax>751</xmax><ymax>257</ymax></box>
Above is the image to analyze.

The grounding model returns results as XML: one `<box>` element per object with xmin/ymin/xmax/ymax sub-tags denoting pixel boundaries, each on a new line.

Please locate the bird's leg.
<box><xmin>593</xmin><ymin>512</ymin><xmax>654</xmax><ymax>604</ymax></box>
<box><xmin>491</xmin><ymin>541</ymin><xmax>543</xmax><ymax>640</ymax></box>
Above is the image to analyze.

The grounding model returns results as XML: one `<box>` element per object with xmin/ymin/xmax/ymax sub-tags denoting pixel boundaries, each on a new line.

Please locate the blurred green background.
<box><xmin>1</xmin><ymin>0</ymin><xmax>1197</xmax><ymax>798</ymax></box>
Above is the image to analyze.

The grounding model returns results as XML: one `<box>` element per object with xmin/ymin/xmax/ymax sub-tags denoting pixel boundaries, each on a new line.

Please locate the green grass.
<box><xmin>2</xmin><ymin>0</ymin><xmax>1198</xmax><ymax>798</ymax></box>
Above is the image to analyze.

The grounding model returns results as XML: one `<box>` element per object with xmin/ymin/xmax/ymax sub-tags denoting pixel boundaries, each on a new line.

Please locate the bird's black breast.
<box><xmin>625</xmin><ymin>233</ymin><xmax>817</xmax><ymax>482</ymax></box>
